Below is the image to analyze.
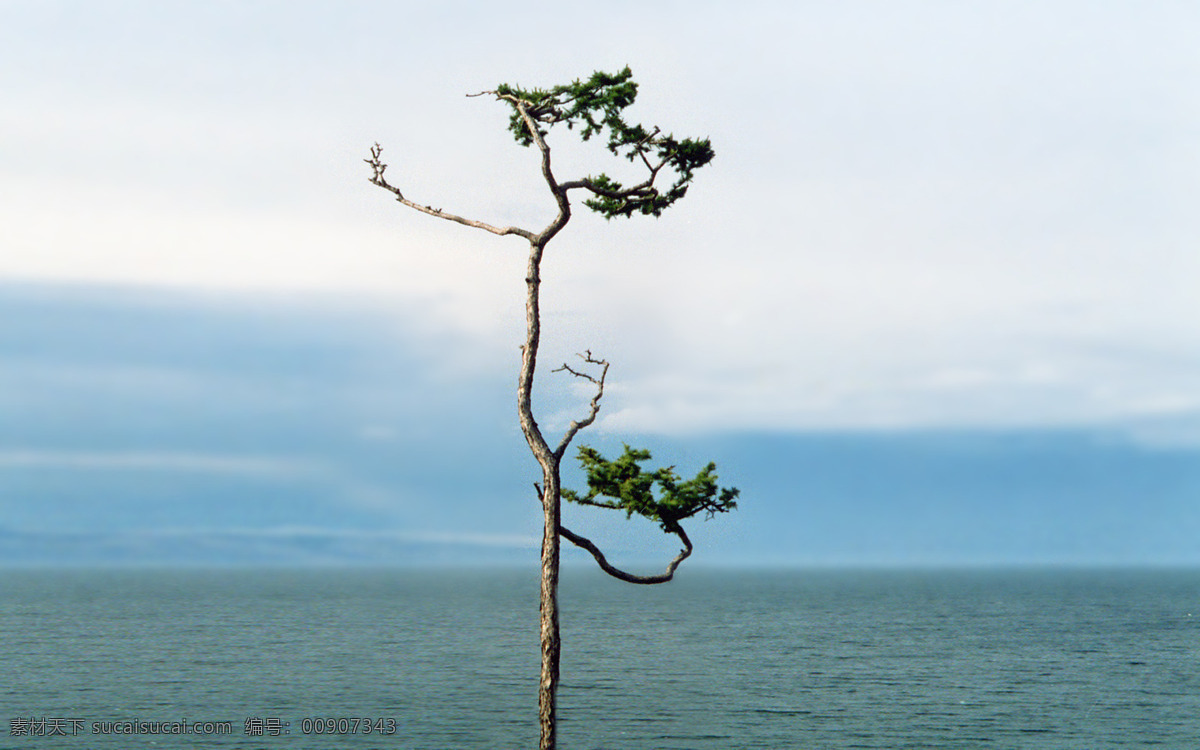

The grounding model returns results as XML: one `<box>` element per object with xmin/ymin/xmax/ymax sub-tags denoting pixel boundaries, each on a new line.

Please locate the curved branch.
<box><xmin>366</xmin><ymin>144</ymin><xmax>536</xmax><ymax>241</ymax></box>
<box><xmin>557</xmin><ymin>131</ymin><xmax>670</xmax><ymax>205</ymax></box>
<box><xmin>559</xmin><ymin>523</ymin><xmax>692</xmax><ymax>585</ymax></box>
<box><xmin>559</xmin><ymin>157</ymin><xmax>664</xmax><ymax>193</ymax></box>
<box><xmin>562</xmin><ymin>177</ymin><xmax>657</xmax><ymax>201</ymax></box>
<box><xmin>564</xmin><ymin>495</ymin><xmax>621</xmax><ymax>511</ymax></box>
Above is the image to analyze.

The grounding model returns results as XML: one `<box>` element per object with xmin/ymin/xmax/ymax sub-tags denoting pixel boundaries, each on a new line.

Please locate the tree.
<box><xmin>366</xmin><ymin>67</ymin><xmax>738</xmax><ymax>750</ymax></box>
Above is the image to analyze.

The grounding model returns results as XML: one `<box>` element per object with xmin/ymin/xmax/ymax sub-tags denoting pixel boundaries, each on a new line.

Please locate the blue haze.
<box><xmin>1</xmin><ymin>283</ymin><xmax>1198</xmax><ymax>568</ymax></box>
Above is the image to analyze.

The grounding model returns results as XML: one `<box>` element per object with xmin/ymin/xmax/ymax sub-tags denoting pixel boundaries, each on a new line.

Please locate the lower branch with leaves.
<box><xmin>562</xmin><ymin>442</ymin><xmax>737</xmax><ymax>583</ymax></box>
<box><xmin>546</xmin><ymin>353</ymin><xmax>739</xmax><ymax>585</ymax></box>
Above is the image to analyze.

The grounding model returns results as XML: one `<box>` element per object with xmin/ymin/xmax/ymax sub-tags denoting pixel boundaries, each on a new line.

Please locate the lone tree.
<box><xmin>366</xmin><ymin>67</ymin><xmax>738</xmax><ymax>750</ymax></box>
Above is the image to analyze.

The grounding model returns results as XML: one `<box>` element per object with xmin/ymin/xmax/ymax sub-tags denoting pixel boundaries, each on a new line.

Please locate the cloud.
<box><xmin>0</xmin><ymin>174</ymin><xmax>527</xmax><ymax>344</ymax></box>
<box><xmin>2</xmin><ymin>2</ymin><xmax>1198</xmax><ymax>440</ymax></box>
<box><xmin>598</xmin><ymin>357</ymin><xmax>1200</xmax><ymax>437</ymax></box>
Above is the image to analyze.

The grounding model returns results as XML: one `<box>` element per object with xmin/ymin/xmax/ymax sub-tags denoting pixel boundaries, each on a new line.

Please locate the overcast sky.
<box><xmin>2</xmin><ymin>1</ymin><xmax>1198</xmax><ymax>567</ymax></box>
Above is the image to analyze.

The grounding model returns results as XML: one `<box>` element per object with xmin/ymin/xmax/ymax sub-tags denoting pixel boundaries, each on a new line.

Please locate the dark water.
<box><xmin>2</xmin><ymin>567</ymin><xmax>1198</xmax><ymax>749</ymax></box>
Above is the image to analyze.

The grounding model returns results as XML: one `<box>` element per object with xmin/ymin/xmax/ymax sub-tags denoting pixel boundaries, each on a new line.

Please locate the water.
<box><xmin>2</xmin><ymin>567</ymin><xmax>1198</xmax><ymax>749</ymax></box>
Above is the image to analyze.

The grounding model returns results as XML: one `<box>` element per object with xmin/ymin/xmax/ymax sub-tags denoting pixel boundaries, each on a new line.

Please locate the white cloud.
<box><xmin>0</xmin><ymin>172</ymin><xmax>528</xmax><ymax>342</ymax></box>
<box><xmin>2</xmin><ymin>1</ymin><xmax>1198</xmax><ymax>438</ymax></box>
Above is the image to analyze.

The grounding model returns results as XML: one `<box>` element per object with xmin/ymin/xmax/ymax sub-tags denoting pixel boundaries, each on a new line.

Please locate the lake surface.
<box><xmin>2</xmin><ymin>567</ymin><xmax>1198</xmax><ymax>749</ymax></box>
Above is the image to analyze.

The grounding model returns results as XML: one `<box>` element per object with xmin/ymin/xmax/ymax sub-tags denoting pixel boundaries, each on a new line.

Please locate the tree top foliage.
<box><xmin>493</xmin><ymin>67</ymin><xmax>715</xmax><ymax>219</ymax></box>
<box><xmin>562</xmin><ymin>444</ymin><xmax>739</xmax><ymax>532</ymax></box>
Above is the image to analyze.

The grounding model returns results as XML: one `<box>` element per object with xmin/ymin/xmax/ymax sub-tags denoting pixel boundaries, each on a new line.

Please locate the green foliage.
<box><xmin>562</xmin><ymin>444</ymin><xmax>739</xmax><ymax>532</ymax></box>
<box><xmin>494</xmin><ymin>67</ymin><xmax>714</xmax><ymax>219</ymax></box>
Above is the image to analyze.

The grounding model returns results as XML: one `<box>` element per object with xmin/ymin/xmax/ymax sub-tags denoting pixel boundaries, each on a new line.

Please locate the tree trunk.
<box><xmin>537</xmin><ymin>474</ymin><xmax>561</xmax><ymax>750</ymax></box>
<box><xmin>367</xmin><ymin>75</ymin><xmax>715</xmax><ymax>750</ymax></box>
<box><xmin>515</xmin><ymin>239</ymin><xmax>561</xmax><ymax>750</ymax></box>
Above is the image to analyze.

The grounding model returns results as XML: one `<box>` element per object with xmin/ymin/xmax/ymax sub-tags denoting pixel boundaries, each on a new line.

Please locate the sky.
<box><xmin>1</xmin><ymin>1</ymin><xmax>1198</xmax><ymax>568</ymax></box>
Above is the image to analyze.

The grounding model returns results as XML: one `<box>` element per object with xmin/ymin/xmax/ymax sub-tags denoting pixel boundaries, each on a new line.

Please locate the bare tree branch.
<box><xmin>365</xmin><ymin>143</ymin><xmax>536</xmax><ymax>241</ymax></box>
<box><xmin>553</xmin><ymin>350</ymin><xmax>609</xmax><ymax>459</ymax></box>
